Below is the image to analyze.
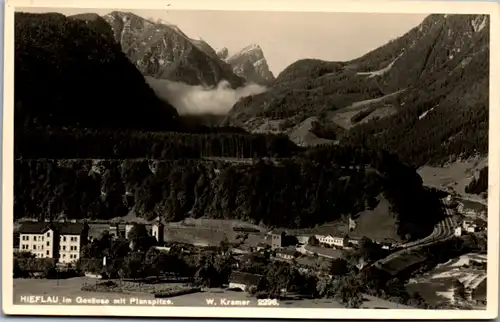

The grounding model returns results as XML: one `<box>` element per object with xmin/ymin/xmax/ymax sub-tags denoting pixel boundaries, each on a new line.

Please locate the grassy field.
<box><xmin>13</xmin><ymin>277</ymin><xmax>414</xmax><ymax>309</ymax></box>
<box><xmin>163</xmin><ymin>226</ymin><xmax>266</xmax><ymax>247</ymax></box>
<box><xmin>169</xmin><ymin>218</ymin><xmax>266</xmax><ymax>232</ymax></box>
<box><xmin>288</xmin><ymin>117</ymin><xmax>336</xmax><ymax>147</ymax></box>
<box><xmin>330</xmin><ymin>90</ymin><xmax>404</xmax><ymax>129</ymax></box>
<box><xmin>417</xmin><ymin>157</ymin><xmax>488</xmax><ymax>204</ymax></box>
<box><xmin>456</xmin><ymin>198</ymin><xmax>487</xmax><ymax>213</ymax></box>
<box><xmin>351</xmin><ymin>196</ymin><xmax>401</xmax><ymax>243</ymax></box>
<box><xmin>163</xmin><ymin>218</ymin><xmax>267</xmax><ymax>247</ymax></box>
<box><xmin>88</xmin><ymin>215</ymin><xmax>268</xmax><ymax>248</ymax></box>
<box><xmin>285</xmin><ymin>196</ymin><xmax>401</xmax><ymax>244</ymax></box>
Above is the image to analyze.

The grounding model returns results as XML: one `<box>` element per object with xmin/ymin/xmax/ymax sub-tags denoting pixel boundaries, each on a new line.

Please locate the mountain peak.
<box><xmin>102</xmin><ymin>12</ymin><xmax>244</xmax><ymax>87</ymax></box>
<box><xmin>241</xmin><ymin>44</ymin><xmax>262</xmax><ymax>52</ymax></box>
<box><xmin>226</xmin><ymin>44</ymin><xmax>275</xmax><ymax>85</ymax></box>
<box><xmin>217</xmin><ymin>47</ymin><xmax>229</xmax><ymax>60</ymax></box>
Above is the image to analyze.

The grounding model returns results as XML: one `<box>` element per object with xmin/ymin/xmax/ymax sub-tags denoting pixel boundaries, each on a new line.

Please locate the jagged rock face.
<box><xmin>226</xmin><ymin>14</ymin><xmax>489</xmax><ymax>165</ymax></box>
<box><xmin>217</xmin><ymin>47</ymin><xmax>229</xmax><ymax>60</ymax></box>
<box><xmin>226</xmin><ymin>44</ymin><xmax>275</xmax><ymax>86</ymax></box>
<box><xmin>102</xmin><ymin>11</ymin><xmax>245</xmax><ymax>88</ymax></box>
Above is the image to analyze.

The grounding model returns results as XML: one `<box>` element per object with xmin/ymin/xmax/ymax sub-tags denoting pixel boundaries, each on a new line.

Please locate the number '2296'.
<box><xmin>257</xmin><ymin>299</ymin><xmax>279</xmax><ymax>306</ymax></box>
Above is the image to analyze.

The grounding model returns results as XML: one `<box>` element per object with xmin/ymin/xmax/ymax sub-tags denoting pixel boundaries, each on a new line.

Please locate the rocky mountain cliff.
<box><xmin>102</xmin><ymin>11</ymin><xmax>245</xmax><ymax>88</ymax></box>
<box><xmin>227</xmin><ymin>14</ymin><xmax>489</xmax><ymax>167</ymax></box>
<box><xmin>216</xmin><ymin>45</ymin><xmax>275</xmax><ymax>85</ymax></box>
<box><xmin>217</xmin><ymin>47</ymin><xmax>229</xmax><ymax>60</ymax></box>
<box><xmin>225</xmin><ymin>44</ymin><xmax>275</xmax><ymax>86</ymax></box>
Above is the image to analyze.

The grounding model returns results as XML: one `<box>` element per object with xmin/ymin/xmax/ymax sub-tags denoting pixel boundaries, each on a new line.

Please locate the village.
<box><xmin>13</xmin><ymin>194</ymin><xmax>488</xmax><ymax>309</ymax></box>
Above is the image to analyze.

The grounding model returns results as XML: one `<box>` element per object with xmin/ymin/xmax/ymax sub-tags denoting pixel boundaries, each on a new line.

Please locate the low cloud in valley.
<box><xmin>145</xmin><ymin>77</ymin><xmax>267</xmax><ymax>115</ymax></box>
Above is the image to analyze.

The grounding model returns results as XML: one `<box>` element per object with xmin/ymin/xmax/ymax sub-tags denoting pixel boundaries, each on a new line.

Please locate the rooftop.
<box><xmin>276</xmin><ymin>248</ymin><xmax>297</xmax><ymax>256</ymax></box>
<box><xmin>18</xmin><ymin>221</ymin><xmax>88</xmax><ymax>235</ymax></box>
<box><xmin>317</xmin><ymin>233</ymin><xmax>349</xmax><ymax>239</ymax></box>
<box><xmin>268</xmin><ymin>229</ymin><xmax>287</xmax><ymax>235</ymax></box>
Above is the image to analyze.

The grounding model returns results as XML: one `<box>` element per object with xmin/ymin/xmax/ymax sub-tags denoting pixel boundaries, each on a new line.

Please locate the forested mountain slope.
<box><xmin>228</xmin><ymin>14</ymin><xmax>489</xmax><ymax>167</ymax></box>
<box><xmin>15</xmin><ymin>12</ymin><xmax>179</xmax><ymax>131</ymax></box>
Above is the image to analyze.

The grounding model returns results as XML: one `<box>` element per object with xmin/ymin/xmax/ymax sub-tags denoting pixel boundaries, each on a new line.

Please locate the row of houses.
<box><xmin>16</xmin><ymin>219</ymin><xmax>165</xmax><ymax>264</ymax></box>
<box><xmin>267</xmin><ymin>229</ymin><xmax>395</xmax><ymax>251</ymax></box>
<box><xmin>268</xmin><ymin>230</ymin><xmax>353</xmax><ymax>250</ymax></box>
<box><xmin>454</xmin><ymin>218</ymin><xmax>487</xmax><ymax>237</ymax></box>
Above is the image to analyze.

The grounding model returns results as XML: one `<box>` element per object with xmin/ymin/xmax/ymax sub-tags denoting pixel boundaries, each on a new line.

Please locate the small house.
<box><xmin>348</xmin><ymin>237</ymin><xmax>361</xmax><ymax>247</ymax></box>
<box><xmin>462</xmin><ymin>220</ymin><xmax>475</xmax><ymax>231</ymax></box>
<box><xmin>473</xmin><ymin>218</ymin><xmax>487</xmax><ymax>231</ymax></box>
<box><xmin>454</xmin><ymin>226</ymin><xmax>463</xmax><ymax>237</ymax></box>
<box><xmin>275</xmin><ymin>248</ymin><xmax>298</xmax><ymax>260</ymax></box>
<box><xmin>379</xmin><ymin>241</ymin><xmax>394</xmax><ymax>250</ymax></box>
<box><xmin>466</xmin><ymin>226</ymin><xmax>477</xmax><ymax>233</ymax></box>
<box><xmin>228</xmin><ymin>271</ymin><xmax>264</xmax><ymax>291</ymax></box>
<box><xmin>256</xmin><ymin>242</ymin><xmax>270</xmax><ymax>251</ymax></box>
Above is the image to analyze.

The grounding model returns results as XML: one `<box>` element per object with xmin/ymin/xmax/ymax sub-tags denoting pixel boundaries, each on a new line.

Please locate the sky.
<box><xmin>17</xmin><ymin>7</ymin><xmax>427</xmax><ymax>75</ymax></box>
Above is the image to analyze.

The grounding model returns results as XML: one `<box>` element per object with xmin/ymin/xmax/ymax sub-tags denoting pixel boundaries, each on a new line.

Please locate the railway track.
<box><xmin>372</xmin><ymin>199</ymin><xmax>459</xmax><ymax>268</ymax></box>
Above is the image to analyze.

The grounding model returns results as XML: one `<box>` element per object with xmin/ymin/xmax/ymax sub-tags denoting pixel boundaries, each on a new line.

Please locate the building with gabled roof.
<box><xmin>315</xmin><ymin>233</ymin><xmax>349</xmax><ymax>248</ymax></box>
<box><xmin>18</xmin><ymin>221</ymin><xmax>89</xmax><ymax>264</ymax></box>
<box><xmin>275</xmin><ymin>248</ymin><xmax>299</xmax><ymax>260</ymax></box>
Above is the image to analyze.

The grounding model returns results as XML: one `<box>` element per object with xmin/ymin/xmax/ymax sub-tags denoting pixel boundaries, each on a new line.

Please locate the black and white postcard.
<box><xmin>2</xmin><ymin>0</ymin><xmax>499</xmax><ymax>320</ymax></box>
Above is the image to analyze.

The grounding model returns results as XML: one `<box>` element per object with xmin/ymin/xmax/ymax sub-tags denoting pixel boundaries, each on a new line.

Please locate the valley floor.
<box><xmin>417</xmin><ymin>157</ymin><xmax>488</xmax><ymax>205</ymax></box>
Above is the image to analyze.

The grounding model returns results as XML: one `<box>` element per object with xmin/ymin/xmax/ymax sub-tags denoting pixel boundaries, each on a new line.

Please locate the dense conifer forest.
<box><xmin>15</xmin><ymin>13</ymin><xmax>179</xmax><ymax>132</ymax></box>
<box><xmin>14</xmin><ymin>145</ymin><xmax>443</xmax><ymax>240</ymax></box>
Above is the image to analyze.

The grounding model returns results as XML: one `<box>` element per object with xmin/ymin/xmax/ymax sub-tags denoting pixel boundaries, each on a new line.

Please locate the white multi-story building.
<box><xmin>59</xmin><ymin>233</ymin><xmax>83</xmax><ymax>263</ymax></box>
<box><xmin>315</xmin><ymin>234</ymin><xmax>349</xmax><ymax>248</ymax></box>
<box><xmin>18</xmin><ymin>221</ymin><xmax>89</xmax><ymax>264</ymax></box>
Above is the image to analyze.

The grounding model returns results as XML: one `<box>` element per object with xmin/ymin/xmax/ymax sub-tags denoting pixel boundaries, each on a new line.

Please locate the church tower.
<box><xmin>348</xmin><ymin>216</ymin><xmax>357</xmax><ymax>232</ymax></box>
<box><xmin>151</xmin><ymin>217</ymin><xmax>165</xmax><ymax>245</ymax></box>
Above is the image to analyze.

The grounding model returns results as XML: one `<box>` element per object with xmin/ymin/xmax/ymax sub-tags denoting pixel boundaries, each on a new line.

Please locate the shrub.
<box><xmin>16</xmin><ymin>258</ymin><xmax>55</xmax><ymax>272</ymax></box>
<box><xmin>154</xmin><ymin>287</ymin><xmax>201</xmax><ymax>298</ymax></box>
<box><xmin>76</xmin><ymin>258</ymin><xmax>103</xmax><ymax>274</ymax></box>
